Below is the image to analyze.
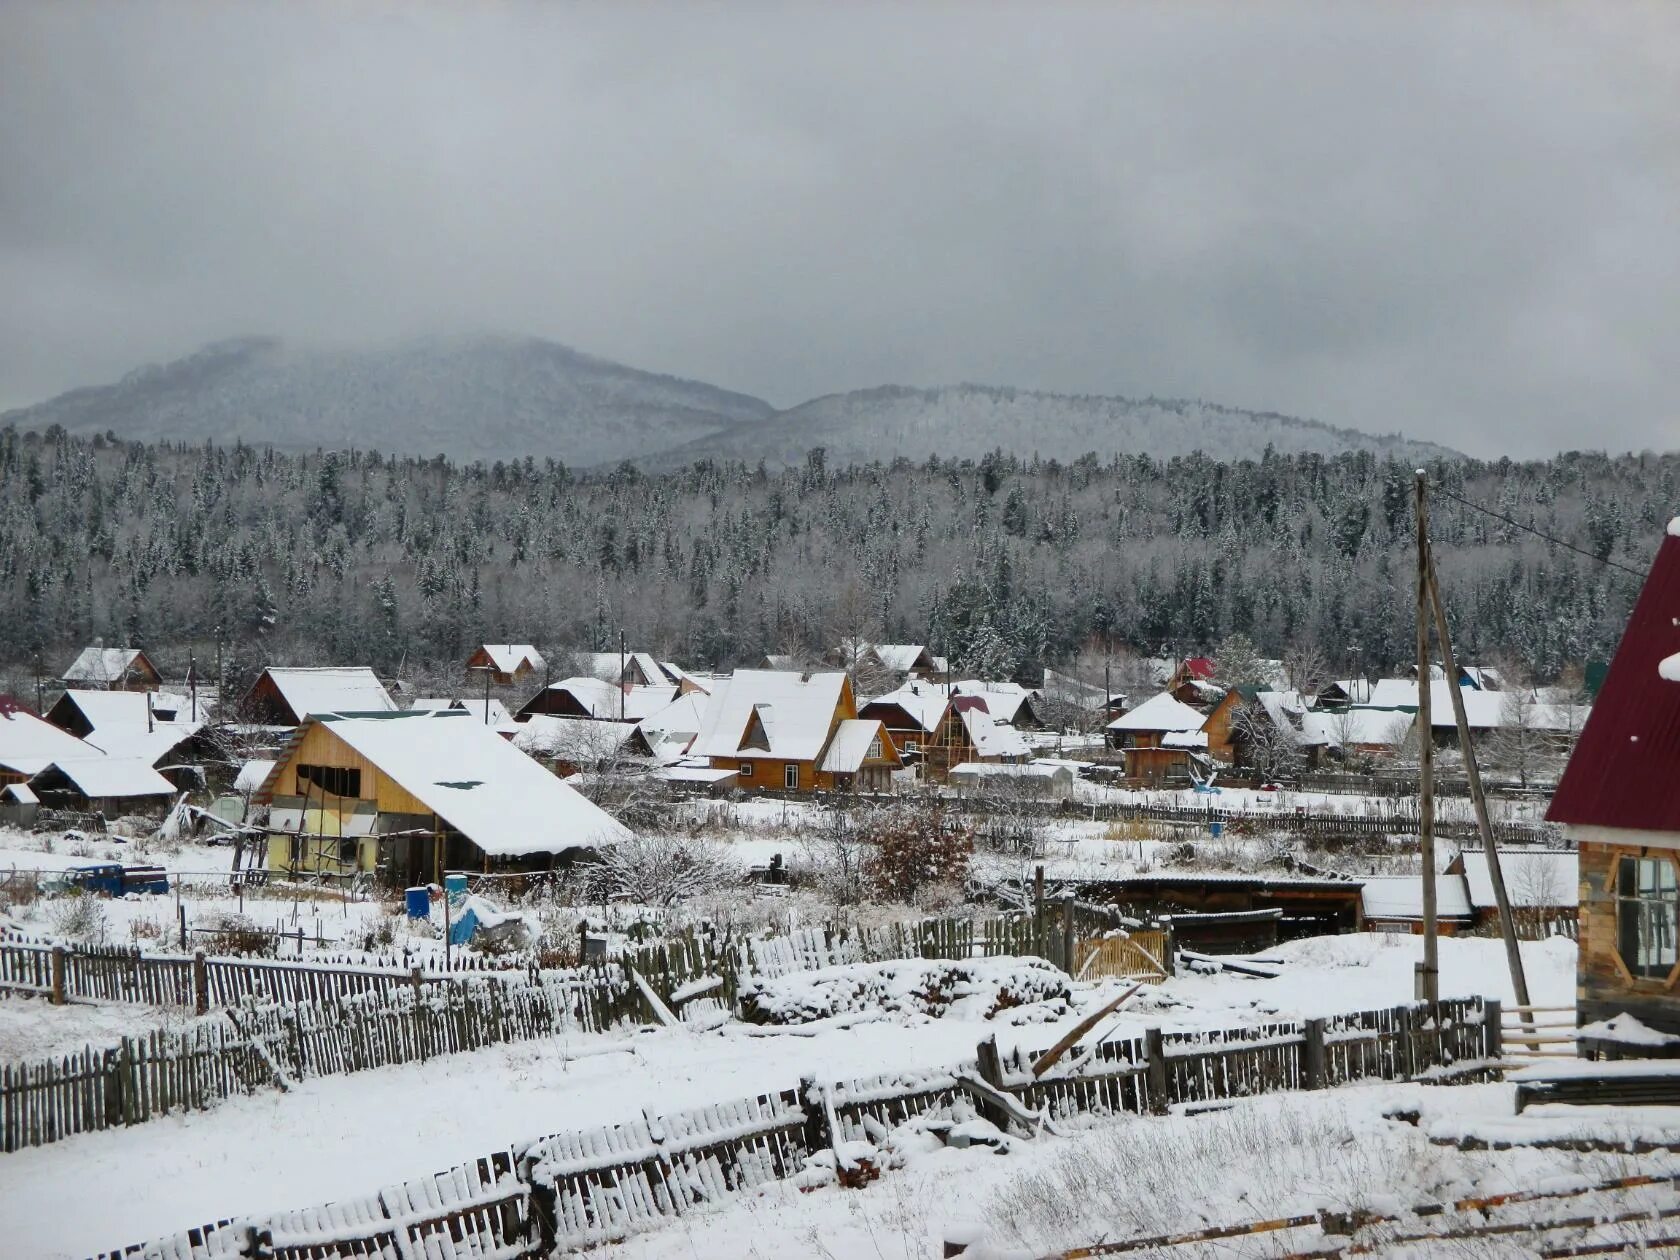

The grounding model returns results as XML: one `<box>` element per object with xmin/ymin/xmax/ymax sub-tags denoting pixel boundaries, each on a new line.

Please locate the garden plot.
<box><xmin>3</xmin><ymin>933</ymin><xmax>1572</xmax><ymax>1260</ymax></box>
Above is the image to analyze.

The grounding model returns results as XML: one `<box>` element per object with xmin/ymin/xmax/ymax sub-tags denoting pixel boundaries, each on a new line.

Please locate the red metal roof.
<box><xmin>1184</xmin><ymin>656</ymin><xmax>1217</xmax><ymax>680</ymax></box>
<box><xmin>1547</xmin><ymin>525</ymin><xmax>1680</xmax><ymax>833</ymax></box>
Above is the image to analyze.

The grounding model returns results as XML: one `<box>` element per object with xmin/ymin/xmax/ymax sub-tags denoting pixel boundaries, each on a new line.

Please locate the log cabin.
<box><xmin>255</xmin><ymin>709</ymin><xmax>632</xmax><ymax>885</ymax></box>
<box><xmin>695</xmin><ymin>670</ymin><xmax>902</xmax><ymax>793</ymax></box>
<box><xmin>858</xmin><ymin>685</ymin><xmax>1030</xmax><ymax>780</ymax></box>
<box><xmin>1104</xmin><ymin>691</ymin><xmax>1210</xmax><ymax>782</ymax></box>
<box><xmin>1546</xmin><ymin>518</ymin><xmax>1680</xmax><ymax>1047</ymax></box>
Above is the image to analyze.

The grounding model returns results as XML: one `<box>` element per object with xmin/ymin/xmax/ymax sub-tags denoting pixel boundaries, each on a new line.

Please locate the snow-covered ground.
<box><xmin>2</xmin><ymin>934</ymin><xmax>1574</xmax><ymax>1260</ymax></box>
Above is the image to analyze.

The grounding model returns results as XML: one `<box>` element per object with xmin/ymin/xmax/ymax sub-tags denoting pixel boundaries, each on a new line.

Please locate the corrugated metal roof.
<box><xmin>1547</xmin><ymin>523</ymin><xmax>1680</xmax><ymax>832</ymax></box>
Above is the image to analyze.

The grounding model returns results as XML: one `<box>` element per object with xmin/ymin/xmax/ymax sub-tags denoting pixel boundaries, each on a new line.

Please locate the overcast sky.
<box><xmin>2</xmin><ymin>2</ymin><xmax>1675</xmax><ymax>457</ymax></box>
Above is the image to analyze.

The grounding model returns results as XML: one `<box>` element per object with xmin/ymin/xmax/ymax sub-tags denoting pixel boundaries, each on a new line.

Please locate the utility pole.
<box><xmin>1414</xmin><ymin>471</ymin><xmax>1439</xmax><ymax>1005</ymax></box>
<box><xmin>189</xmin><ymin>650</ymin><xmax>198</xmax><ymax>722</ymax></box>
<box><xmin>1427</xmin><ymin>545</ymin><xmax>1531</xmax><ymax>1014</ymax></box>
<box><xmin>619</xmin><ymin>629</ymin><xmax>627</xmax><ymax>722</ymax></box>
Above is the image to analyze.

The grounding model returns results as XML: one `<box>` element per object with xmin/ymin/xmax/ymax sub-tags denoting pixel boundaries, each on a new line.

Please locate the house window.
<box><xmin>739</xmin><ymin>762</ymin><xmax>752</xmax><ymax>778</ymax></box>
<box><xmin>1617</xmin><ymin>856</ymin><xmax>1679</xmax><ymax>980</ymax></box>
<box><xmin>338</xmin><ymin>838</ymin><xmax>359</xmax><ymax>864</ymax></box>
<box><xmin>905</xmin><ymin>739</ymin><xmax>919</xmax><ymax>754</ymax></box>
<box><xmin>868</xmin><ymin>739</ymin><xmax>882</xmax><ymax>760</ymax></box>
<box><xmin>297</xmin><ymin>764</ymin><xmax>361</xmax><ymax>798</ymax></box>
<box><xmin>784</xmin><ymin>764</ymin><xmax>799</xmax><ymax>790</ymax></box>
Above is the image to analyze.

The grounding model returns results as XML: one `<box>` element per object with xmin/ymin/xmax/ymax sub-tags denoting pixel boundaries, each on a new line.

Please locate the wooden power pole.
<box><xmin>1426</xmin><ymin>534</ymin><xmax>1532</xmax><ymax>1015</ymax></box>
<box><xmin>1414</xmin><ymin>471</ymin><xmax>1440</xmax><ymax>1004</ymax></box>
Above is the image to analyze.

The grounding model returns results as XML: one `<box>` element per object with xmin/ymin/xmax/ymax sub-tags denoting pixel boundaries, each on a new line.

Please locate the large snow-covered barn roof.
<box><xmin>0</xmin><ymin>704</ymin><xmax>106</xmax><ymax>777</ymax></box>
<box><xmin>32</xmin><ymin>757</ymin><xmax>176</xmax><ymax>800</ymax></box>
<box><xmin>1547</xmin><ymin>520</ymin><xmax>1680</xmax><ymax>834</ymax></box>
<box><xmin>476</xmin><ymin>644</ymin><xmax>545</xmax><ymax>675</ymax></box>
<box><xmin>861</xmin><ymin>684</ymin><xmax>949</xmax><ymax>734</ymax></box>
<box><xmin>260</xmin><ymin>710</ymin><xmax>631</xmax><ymax>856</ymax></box>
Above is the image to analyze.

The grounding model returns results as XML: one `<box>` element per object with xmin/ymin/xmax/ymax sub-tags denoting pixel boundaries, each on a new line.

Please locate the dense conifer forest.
<box><xmin>0</xmin><ymin>425</ymin><xmax>1672</xmax><ymax>692</ymax></box>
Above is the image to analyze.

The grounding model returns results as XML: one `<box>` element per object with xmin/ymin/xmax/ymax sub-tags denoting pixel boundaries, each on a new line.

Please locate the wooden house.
<box><xmin>695</xmin><ymin>670</ymin><xmax>902</xmax><ymax>793</ymax></box>
<box><xmin>516</xmin><ymin>678</ymin><xmax>679</xmax><ymax>723</ymax></box>
<box><xmin>61</xmin><ymin>646</ymin><xmax>163</xmax><ymax>692</ymax></box>
<box><xmin>255</xmin><ymin>709</ymin><xmax>632</xmax><ymax>884</ymax></box>
<box><xmin>1075</xmin><ymin>872</ymin><xmax>1363</xmax><ymax>948</ymax></box>
<box><xmin>1546</xmin><ymin>519</ymin><xmax>1680</xmax><ymax>1045</ymax></box>
<box><xmin>1105</xmin><ymin>692</ymin><xmax>1210</xmax><ymax>783</ymax></box>
<box><xmin>239</xmin><ymin>667</ymin><xmax>397</xmax><ymax>727</ymax></box>
<box><xmin>858</xmin><ymin>684</ymin><xmax>1030</xmax><ymax>779</ymax></box>
<box><xmin>465</xmin><ymin>644</ymin><xmax>546</xmax><ymax>686</ymax></box>
<box><xmin>1452</xmin><ymin>848</ymin><xmax>1579</xmax><ymax>940</ymax></box>
<box><xmin>0</xmin><ymin>697</ymin><xmax>109</xmax><ymax>787</ymax></box>
<box><xmin>25</xmin><ymin>757</ymin><xmax>177</xmax><ymax>815</ymax></box>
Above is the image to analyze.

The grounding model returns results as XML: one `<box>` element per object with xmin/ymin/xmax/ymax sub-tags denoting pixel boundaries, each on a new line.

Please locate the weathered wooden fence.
<box><xmin>91</xmin><ymin>995</ymin><xmax>1495</xmax><ymax>1260</ymax></box>
<box><xmin>0</xmin><ymin>971</ymin><xmax>633</xmax><ymax>1154</ymax></box>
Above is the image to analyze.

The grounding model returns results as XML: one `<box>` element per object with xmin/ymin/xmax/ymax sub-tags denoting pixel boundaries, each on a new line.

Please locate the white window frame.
<box><xmin>784</xmin><ymin>763</ymin><xmax>799</xmax><ymax>790</ymax></box>
<box><xmin>905</xmin><ymin>739</ymin><xmax>919</xmax><ymax>753</ymax></box>
<box><xmin>868</xmin><ymin>739</ymin><xmax>882</xmax><ymax>760</ymax></box>
<box><xmin>739</xmin><ymin>762</ymin><xmax>752</xmax><ymax>777</ymax></box>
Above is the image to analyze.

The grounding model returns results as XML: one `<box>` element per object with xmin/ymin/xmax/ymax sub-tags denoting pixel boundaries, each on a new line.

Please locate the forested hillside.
<box><xmin>0</xmin><ymin>426</ymin><xmax>1671</xmax><ymax>693</ymax></box>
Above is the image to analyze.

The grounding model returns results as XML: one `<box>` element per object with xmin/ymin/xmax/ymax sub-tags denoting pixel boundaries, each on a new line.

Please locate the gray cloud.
<box><xmin>1</xmin><ymin>1</ymin><xmax>1676</xmax><ymax>457</ymax></box>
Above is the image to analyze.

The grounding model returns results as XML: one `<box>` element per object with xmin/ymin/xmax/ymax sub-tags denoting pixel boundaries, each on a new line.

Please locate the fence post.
<box><xmin>411</xmin><ymin>965</ymin><xmax>424</xmax><ymax>997</ymax></box>
<box><xmin>1484</xmin><ymin>998</ymin><xmax>1503</xmax><ymax>1061</ymax></box>
<box><xmin>972</xmin><ymin>1036</ymin><xmax>1012</xmax><ymax>1132</ymax></box>
<box><xmin>1395</xmin><ymin>1004</ymin><xmax>1416</xmax><ymax>1079</ymax></box>
<box><xmin>50</xmin><ymin>945</ymin><xmax>66</xmax><ymax>1005</ymax></box>
<box><xmin>1060</xmin><ymin>896</ymin><xmax>1075</xmax><ymax>975</ymax></box>
<box><xmin>103</xmin><ymin>1046</ymin><xmax>123</xmax><ymax>1128</ymax></box>
<box><xmin>1303</xmin><ymin>1018</ymin><xmax>1326</xmax><ymax>1090</ymax></box>
<box><xmin>192</xmin><ymin>950</ymin><xmax>209</xmax><ymax>1016</ymax></box>
<box><xmin>178</xmin><ymin>903</ymin><xmax>188</xmax><ymax>951</ymax></box>
<box><xmin>1144</xmin><ymin>1027</ymin><xmax>1168</xmax><ymax>1114</ymax></box>
<box><xmin>799</xmin><ymin>1075</ymin><xmax>832</xmax><ymax>1156</ymax></box>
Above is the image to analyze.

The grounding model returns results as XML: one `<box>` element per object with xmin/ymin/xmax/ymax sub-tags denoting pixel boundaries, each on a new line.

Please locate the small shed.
<box><xmin>0</xmin><ymin>781</ymin><xmax>39</xmax><ymax>828</ymax></box>
<box><xmin>1358</xmin><ymin>873</ymin><xmax>1475</xmax><ymax>935</ymax></box>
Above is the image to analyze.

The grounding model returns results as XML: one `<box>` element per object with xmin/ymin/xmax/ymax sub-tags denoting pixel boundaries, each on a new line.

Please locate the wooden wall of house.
<box><xmin>1201</xmin><ymin>692</ymin><xmax>1240</xmax><ymax>762</ymax></box>
<box><xmin>244</xmin><ymin>672</ymin><xmax>300</xmax><ymax>725</ymax></box>
<box><xmin>1578</xmin><ymin>839</ymin><xmax>1680</xmax><ymax>1035</ymax></box>
<box><xmin>276</xmin><ymin>723</ymin><xmax>433</xmax><ymax>816</ymax></box>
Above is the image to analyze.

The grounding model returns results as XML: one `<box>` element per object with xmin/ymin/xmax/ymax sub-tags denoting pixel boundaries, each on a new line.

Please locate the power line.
<box><xmin>1431</xmin><ymin>486</ymin><xmax>1647</xmax><ymax>578</ymax></box>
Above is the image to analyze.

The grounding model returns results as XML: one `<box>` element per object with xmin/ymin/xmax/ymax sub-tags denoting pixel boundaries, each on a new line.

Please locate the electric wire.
<box><xmin>1430</xmin><ymin>485</ymin><xmax>1647</xmax><ymax>578</ymax></box>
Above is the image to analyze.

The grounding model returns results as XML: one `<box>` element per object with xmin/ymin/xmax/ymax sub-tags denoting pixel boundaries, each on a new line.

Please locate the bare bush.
<box><xmin>863</xmin><ymin>803</ymin><xmax>975</xmax><ymax>902</ymax></box>
<box><xmin>199</xmin><ymin>912</ymin><xmax>279</xmax><ymax>957</ymax></box>
<box><xmin>587</xmin><ymin>834</ymin><xmax>740</xmax><ymax>907</ymax></box>
<box><xmin>50</xmin><ymin>889</ymin><xmax>105</xmax><ymax>943</ymax></box>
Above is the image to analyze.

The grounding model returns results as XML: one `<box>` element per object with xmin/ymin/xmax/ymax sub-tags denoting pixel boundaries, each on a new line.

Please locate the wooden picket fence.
<box><xmin>93</xmin><ymin>995</ymin><xmax>1496</xmax><ymax>1260</ymax></box>
<box><xmin>0</xmin><ymin>971</ymin><xmax>634</xmax><ymax>1154</ymax></box>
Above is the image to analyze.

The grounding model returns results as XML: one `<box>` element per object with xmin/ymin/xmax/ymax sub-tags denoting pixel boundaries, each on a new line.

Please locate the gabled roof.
<box><xmin>62</xmin><ymin>646</ymin><xmax>156</xmax><ymax>685</ymax></box>
<box><xmin>860</xmin><ymin>684</ymin><xmax>949</xmax><ymax>733</ymax></box>
<box><xmin>33</xmin><ymin>757</ymin><xmax>176</xmax><ymax>800</ymax></box>
<box><xmin>411</xmin><ymin>697</ymin><xmax>516</xmax><ymax>728</ymax></box>
<box><xmin>260</xmin><ymin>667</ymin><xmax>396</xmax><ymax>721</ymax></box>
<box><xmin>512</xmin><ymin>716</ymin><xmax>642</xmax><ymax>761</ymax></box>
<box><xmin>233</xmin><ymin>759</ymin><xmax>276</xmax><ymax>793</ymax></box>
<box><xmin>1181</xmin><ymin>656</ymin><xmax>1216</xmax><ymax>680</ymax></box>
<box><xmin>526</xmin><ymin>678</ymin><xmax>678</xmax><ymax>722</ymax></box>
<box><xmin>960</xmin><ymin>705</ymin><xmax>1033</xmax><ymax>758</ymax></box>
<box><xmin>1302</xmin><ymin>707</ymin><xmax>1413</xmax><ymax>748</ymax></box>
<box><xmin>574</xmin><ymin>651</ymin><xmax>673</xmax><ymax>688</ymax></box>
<box><xmin>476</xmin><ymin>644</ymin><xmax>545</xmax><ymax>675</ymax></box>
<box><xmin>1365</xmin><ymin>678</ymin><xmax>1420</xmax><ymax>709</ymax></box>
<box><xmin>952</xmin><ymin>681</ymin><xmax>1035</xmax><ymax>723</ymax></box>
<box><xmin>48</xmin><ymin>690</ymin><xmax>206</xmax><ymax>764</ymax></box>
<box><xmin>1458</xmin><ymin>849</ymin><xmax>1579</xmax><ymax>910</ymax></box>
<box><xmin>635</xmin><ymin>692</ymin><xmax>712</xmax><ymax>743</ymax></box>
<box><xmin>1360</xmin><ymin>874</ymin><xmax>1473</xmax><ymax>920</ymax></box>
<box><xmin>1106</xmin><ymin>691</ymin><xmax>1206</xmax><ymax>733</ymax></box>
<box><xmin>1548</xmin><ymin>520</ymin><xmax>1680</xmax><ymax>833</ymax></box>
<box><xmin>874</xmin><ymin>644</ymin><xmax>935</xmax><ymax>673</ymax></box>
<box><xmin>259</xmin><ymin>710</ymin><xmax>631</xmax><ymax>856</ymax></box>
<box><xmin>0</xmin><ymin>705</ymin><xmax>107</xmax><ymax>777</ymax></box>
<box><xmin>694</xmin><ymin>670</ymin><xmax>848</xmax><ymax>761</ymax></box>
<box><xmin>819</xmin><ymin>719</ymin><xmax>896</xmax><ymax>773</ymax></box>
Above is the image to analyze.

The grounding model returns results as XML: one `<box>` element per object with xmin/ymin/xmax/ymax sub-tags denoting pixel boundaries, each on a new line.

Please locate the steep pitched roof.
<box><xmin>260</xmin><ymin>710</ymin><xmax>631</xmax><ymax>856</ymax></box>
<box><xmin>694</xmin><ymin>670</ymin><xmax>848</xmax><ymax>761</ymax></box>
<box><xmin>0</xmin><ymin>706</ymin><xmax>106</xmax><ymax>777</ymax></box>
<box><xmin>1547</xmin><ymin>520</ymin><xmax>1680</xmax><ymax>833</ymax></box>
<box><xmin>63</xmin><ymin>646</ymin><xmax>155</xmax><ymax>685</ymax></box>
<box><xmin>261</xmin><ymin>668</ymin><xmax>396</xmax><ymax>721</ymax></box>
<box><xmin>819</xmin><ymin>719</ymin><xmax>895</xmax><ymax>773</ymax></box>
<box><xmin>477</xmin><ymin>644</ymin><xmax>545</xmax><ymax>675</ymax></box>
<box><xmin>1106</xmin><ymin>691</ymin><xmax>1207</xmax><ymax>733</ymax></box>
<box><xmin>861</xmin><ymin>684</ymin><xmax>950</xmax><ymax>734</ymax></box>
<box><xmin>960</xmin><ymin>705</ymin><xmax>1033</xmax><ymax>758</ymax></box>
<box><xmin>33</xmin><ymin>757</ymin><xmax>176</xmax><ymax>800</ymax></box>
<box><xmin>526</xmin><ymin>678</ymin><xmax>678</xmax><ymax>722</ymax></box>
<box><xmin>873</xmin><ymin>644</ymin><xmax>935</xmax><ymax>673</ymax></box>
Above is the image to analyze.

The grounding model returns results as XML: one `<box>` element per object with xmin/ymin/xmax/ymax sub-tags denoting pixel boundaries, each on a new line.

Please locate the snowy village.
<box><xmin>5</xmin><ymin>3</ymin><xmax>1678</xmax><ymax>1258</ymax></box>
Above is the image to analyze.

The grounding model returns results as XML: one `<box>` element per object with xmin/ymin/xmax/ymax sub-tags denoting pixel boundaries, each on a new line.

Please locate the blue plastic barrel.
<box><xmin>444</xmin><ymin>873</ymin><xmax>468</xmax><ymax>905</ymax></box>
<box><xmin>404</xmin><ymin>886</ymin><xmax>430</xmax><ymax>918</ymax></box>
<box><xmin>1209</xmin><ymin>821</ymin><xmax>1223</xmax><ymax>838</ymax></box>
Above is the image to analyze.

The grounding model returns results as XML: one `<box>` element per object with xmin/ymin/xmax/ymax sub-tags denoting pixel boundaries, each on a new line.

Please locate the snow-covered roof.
<box><xmin>1040</xmin><ymin>668</ymin><xmax>1112</xmax><ymax>710</ymax></box>
<box><xmin>476</xmin><ymin>644</ymin><xmax>544</xmax><ymax>675</ymax></box>
<box><xmin>819</xmin><ymin>719</ymin><xmax>892</xmax><ymax>773</ymax></box>
<box><xmin>233</xmin><ymin>759</ymin><xmax>276</xmax><ymax>793</ymax></box>
<box><xmin>1359</xmin><ymin>874</ymin><xmax>1473</xmax><ymax>920</ymax></box>
<box><xmin>62</xmin><ymin>646</ymin><xmax>154</xmax><ymax>685</ymax></box>
<box><xmin>1459</xmin><ymin>849</ymin><xmax>1579</xmax><ymax>909</ymax></box>
<box><xmin>573</xmin><ymin>651</ymin><xmax>673</xmax><ymax>688</ymax></box>
<box><xmin>51</xmin><ymin>689</ymin><xmax>205</xmax><ymax>764</ymax></box>
<box><xmin>265</xmin><ymin>711</ymin><xmax>631</xmax><ymax>856</ymax></box>
<box><xmin>411</xmin><ymin>697</ymin><xmax>517</xmax><ymax>727</ymax></box>
<box><xmin>1304</xmin><ymin>708</ymin><xmax>1413</xmax><ymax>748</ymax></box>
<box><xmin>530</xmin><ymin>678</ymin><xmax>678</xmax><ymax>722</ymax></box>
<box><xmin>949</xmin><ymin>761</ymin><xmax>1073</xmax><ymax>782</ymax></box>
<box><xmin>952</xmin><ymin>681</ymin><xmax>1034</xmax><ymax>723</ymax></box>
<box><xmin>637</xmin><ymin>691</ymin><xmax>711</xmax><ymax>739</ymax></box>
<box><xmin>263</xmin><ymin>668</ymin><xmax>396</xmax><ymax>721</ymax></box>
<box><xmin>873</xmin><ymin>644</ymin><xmax>933</xmax><ymax>673</ymax></box>
<box><xmin>960</xmin><ymin>706</ymin><xmax>1033</xmax><ymax>758</ymax></box>
<box><xmin>657</xmin><ymin>762</ymin><xmax>740</xmax><ymax>784</ymax></box>
<box><xmin>1459</xmin><ymin>665</ymin><xmax>1504</xmax><ymax>690</ymax></box>
<box><xmin>513</xmin><ymin>716</ymin><xmax>641</xmax><ymax>761</ymax></box>
<box><xmin>1</xmin><ymin>782</ymin><xmax>38</xmax><ymax>805</ymax></box>
<box><xmin>34</xmin><ymin>757</ymin><xmax>177</xmax><ymax>800</ymax></box>
<box><xmin>694</xmin><ymin>670</ymin><xmax>848</xmax><ymax>762</ymax></box>
<box><xmin>861</xmin><ymin>684</ymin><xmax>949</xmax><ymax>733</ymax></box>
<box><xmin>1365</xmin><ymin>679</ymin><xmax>1419</xmax><ymax>709</ymax></box>
<box><xmin>1107</xmin><ymin>691</ymin><xmax>1207</xmax><ymax>733</ymax></box>
<box><xmin>1162</xmin><ymin>730</ymin><xmax>1210</xmax><ymax>749</ymax></box>
<box><xmin>0</xmin><ymin>706</ymin><xmax>105</xmax><ymax>777</ymax></box>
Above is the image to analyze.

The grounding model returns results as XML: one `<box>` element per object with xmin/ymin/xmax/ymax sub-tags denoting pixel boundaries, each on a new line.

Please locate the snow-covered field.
<box><xmin>1</xmin><ymin>933</ymin><xmax>1575</xmax><ymax>1260</ymax></box>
